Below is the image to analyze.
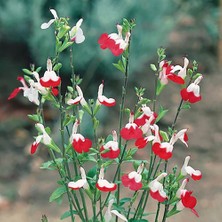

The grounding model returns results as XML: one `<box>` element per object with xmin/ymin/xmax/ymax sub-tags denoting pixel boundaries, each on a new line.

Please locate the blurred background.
<box><xmin>0</xmin><ymin>0</ymin><xmax>221</xmax><ymax>221</ymax></box>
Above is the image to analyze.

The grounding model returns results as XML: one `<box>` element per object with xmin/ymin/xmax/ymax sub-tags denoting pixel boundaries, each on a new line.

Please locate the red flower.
<box><xmin>181</xmin><ymin>156</ymin><xmax>202</xmax><ymax>181</ymax></box>
<box><xmin>152</xmin><ymin>128</ymin><xmax>188</xmax><ymax>160</ymax></box>
<box><xmin>120</xmin><ymin>113</ymin><xmax>143</xmax><ymax>140</ymax></box>
<box><xmin>121</xmin><ymin>164</ymin><xmax>143</xmax><ymax>191</ymax></box>
<box><xmin>40</xmin><ymin>59</ymin><xmax>61</xmax><ymax>88</ymax></box>
<box><xmin>98</xmin><ymin>24</ymin><xmax>130</xmax><ymax>56</ymax></box>
<box><xmin>176</xmin><ymin>179</ymin><xmax>199</xmax><ymax>217</ymax></box>
<box><xmin>96</xmin><ymin>168</ymin><xmax>117</xmax><ymax>192</ymax></box>
<box><xmin>100</xmin><ymin>130</ymin><xmax>120</xmax><ymax>159</ymax></box>
<box><xmin>134</xmin><ymin>105</ymin><xmax>157</xmax><ymax>126</ymax></box>
<box><xmin>159</xmin><ymin>60</ymin><xmax>185</xmax><ymax>85</ymax></box>
<box><xmin>181</xmin><ymin>75</ymin><xmax>203</xmax><ymax>103</ymax></box>
<box><xmin>70</xmin><ymin>120</ymin><xmax>92</xmax><ymax>153</ymax></box>
<box><xmin>149</xmin><ymin>173</ymin><xmax>168</xmax><ymax>202</ymax></box>
<box><xmin>97</xmin><ymin>82</ymin><xmax>116</xmax><ymax>107</ymax></box>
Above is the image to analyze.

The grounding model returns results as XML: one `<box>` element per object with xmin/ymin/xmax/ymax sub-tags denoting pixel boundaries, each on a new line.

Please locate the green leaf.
<box><xmin>113</xmin><ymin>61</ymin><xmax>125</xmax><ymax>73</ymax></box>
<box><xmin>53</xmin><ymin>63</ymin><xmax>62</xmax><ymax>71</ymax></box>
<box><xmin>58</xmin><ymin>41</ymin><xmax>73</xmax><ymax>53</ymax></box>
<box><xmin>156</xmin><ymin>80</ymin><xmax>165</xmax><ymax>95</ymax></box>
<box><xmin>181</xmin><ymin>103</ymin><xmax>191</xmax><ymax>110</ymax></box>
<box><xmin>156</xmin><ymin>106</ymin><xmax>168</xmax><ymax>123</ymax></box>
<box><xmin>60</xmin><ymin>210</ymin><xmax>77</xmax><ymax>220</ymax></box>
<box><xmin>129</xmin><ymin>219</ymin><xmax>148</xmax><ymax>222</ymax></box>
<box><xmin>28</xmin><ymin>114</ymin><xmax>40</xmax><ymax>122</ymax></box>
<box><xmin>35</xmin><ymin>67</ymin><xmax>42</xmax><ymax>73</ymax></box>
<box><xmin>160</xmin><ymin>130</ymin><xmax>169</xmax><ymax>142</ymax></box>
<box><xmin>22</xmin><ymin>68</ymin><xmax>33</xmax><ymax>75</ymax></box>
<box><xmin>63</xmin><ymin>115</ymin><xmax>76</xmax><ymax>127</ymax></box>
<box><xmin>49</xmin><ymin>185</ymin><xmax>67</xmax><ymax>202</ymax></box>
<box><xmin>119</xmin><ymin>197</ymin><xmax>131</xmax><ymax>206</ymax></box>
<box><xmin>87</xmin><ymin>165</ymin><xmax>97</xmax><ymax>179</ymax></box>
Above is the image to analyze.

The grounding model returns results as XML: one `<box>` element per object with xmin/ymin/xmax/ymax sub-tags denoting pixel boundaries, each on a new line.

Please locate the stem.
<box><xmin>155</xmin><ymin>202</ymin><xmax>161</xmax><ymax>222</ymax></box>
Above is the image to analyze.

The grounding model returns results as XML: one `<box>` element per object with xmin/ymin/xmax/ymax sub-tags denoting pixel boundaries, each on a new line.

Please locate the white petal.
<box><xmin>41</xmin><ymin>19</ymin><xmax>55</xmax><ymax>29</ymax></box>
<box><xmin>50</xmin><ymin>9</ymin><xmax>58</xmax><ymax>19</ymax></box>
<box><xmin>75</xmin><ymin>28</ymin><xmax>85</xmax><ymax>43</ymax></box>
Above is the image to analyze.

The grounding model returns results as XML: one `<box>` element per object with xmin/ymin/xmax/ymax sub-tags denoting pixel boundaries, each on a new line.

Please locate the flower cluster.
<box><xmin>8</xmin><ymin>9</ymin><xmax>204</xmax><ymax>222</ymax></box>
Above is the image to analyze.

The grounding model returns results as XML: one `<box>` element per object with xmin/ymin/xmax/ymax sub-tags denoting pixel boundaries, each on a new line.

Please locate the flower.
<box><xmin>134</xmin><ymin>105</ymin><xmax>157</xmax><ymax>126</ymax></box>
<box><xmin>98</xmin><ymin>24</ymin><xmax>130</xmax><ymax>56</ymax></box>
<box><xmin>135</xmin><ymin>117</ymin><xmax>155</xmax><ymax>149</ymax></box>
<box><xmin>181</xmin><ymin>156</ymin><xmax>202</xmax><ymax>181</ymax></box>
<box><xmin>177</xmin><ymin>57</ymin><xmax>189</xmax><ymax>79</ymax></box>
<box><xmin>159</xmin><ymin>60</ymin><xmax>185</xmax><ymax>85</ymax></box>
<box><xmin>176</xmin><ymin>179</ymin><xmax>199</xmax><ymax>217</ymax></box>
<box><xmin>104</xmin><ymin>199</ymin><xmax>127</xmax><ymax>222</ymax></box>
<box><xmin>69</xmin><ymin>18</ymin><xmax>85</xmax><ymax>44</ymax></box>
<box><xmin>152</xmin><ymin>128</ymin><xmax>188</xmax><ymax>160</ymax></box>
<box><xmin>68</xmin><ymin>167</ymin><xmax>89</xmax><ymax>190</ymax></box>
<box><xmin>40</xmin><ymin>59</ymin><xmax>61</xmax><ymax>88</ymax></box>
<box><xmin>70</xmin><ymin>120</ymin><xmax>92</xmax><ymax>153</ymax></box>
<box><xmin>96</xmin><ymin>167</ymin><xmax>117</xmax><ymax>192</ymax></box>
<box><xmin>66</xmin><ymin>85</ymin><xmax>87</xmax><ymax>106</ymax></box>
<box><xmin>40</xmin><ymin>9</ymin><xmax>58</xmax><ymax>29</ymax></box>
<box><xmin>120</xmin><ymin>112</ymin><xmax>143</xmax><ymax>140</ymax></box>
<box><xmin>31</xmin><ymin>123</ymin><xmax>52</xmax><ymax>154</ymax></box>
<box><xmin>180</xmin><ymin>75</ymin><xmax>203</xmax><ymax>103</ymax></box>
<box><xmin>97</xmin><ymin>82</ymin><xmax>116</xmax><ymax>107</ymax></box>
<box><xmin>149</xmin><ymin>173</ymin><xmax>168</xmax><ymax>202</ymax></box>
<box><xmin>8</xmin><ymin>76</ymin><xmax>40</xmax><ymax>105</ymax></box>
<box><xmin>100</xmin><ymin>130</ymin><xmax>120</xmax><ymax>159</ymax></box>
<box><xmin>121</xmin><ymin>163</ymin><xmax>143</xmax><ymax>191</ymax></box>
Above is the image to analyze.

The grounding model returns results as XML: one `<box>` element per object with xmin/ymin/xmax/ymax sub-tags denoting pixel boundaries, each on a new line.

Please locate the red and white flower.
<box><xmin>68</xmin><ymin>167</ymin><xmax>89</xmax><ymax>190</ymax></box>
<box><xmin>69</xmin><ymin>18</ymin><xmax>85</xmax><ymax>44</ymax></box>
<box><xmin>96</xmin><ymin>167</ymin><xmax>117</xmax><ymax>192</ymax></box>
<box><xmin>135</xmin><ymin>117</ymin><xmax>155</xmax><ymax>149</ymax></box>
<box><xmin>181</xmin><ymin>156</ymin><xmax>202</xmax><ymax>181</ymax></box>
<box><xmin>181</xmin><ymin>75</ymin><xmax>203</xmax><ymax>103</ymax></box>
<box><xmin>98</xmin><ymin>24</ymin><xmax>130</xmax><ymax>56</ymax></box>
<box><xmin>97</xmin><ymin>82</ymin><xmax>116</xmax><ymax>107</ymax></box>
<box><xmin>159</xmin><ymin>60</ymin><xmax>185</xmax><ymax>85</ymax></box>
<box><xmin>152</xmin><ymin>128</ymin><xmax>188</xmax><ymax>160</ymax></box>
<box><xmin>176</xmin><ymin>179</ymin><xmax>199</xmax><ymax>217</ymax></box>
<box><xmin>134</xmin><ymin>105</ymin><xmax>157</xmax><ymax>126</ymax></box>
<box><xmin>8</xmin><ymin>76</ymin><xmax>40</xmax><ymax>105</ymax></box>
<box><xmin>31</xmin><ymin>123</ymin><xmax>52</xmax><ymax>154</ymax></box>
<box><xmin>120</xmin><ymin>112</ymin><xmax>143</xmax><ymax>140</ymax></box>
<box><xmin>70</xmin><ymin>120</ymin><xmax>92</xmax><ymax>153</ymax></box>
<box><xmin>100</xmin><ymin>130</ymin><xmax>120</xmax><ymax>159</ymax></box>
<box><xmin>41</xmin><ymin>9</ymin><xmax>58</xmax><ymax>29</ymax></box>
<box><xmin>121</xmin><ymin>163</ymin><xmax>144</xmax><ymax>191</ymax></box>
<box><xmin>40</xmin><ymin>59</ymin><xmax>61</xmax><ymax>88</ymax></box>
<box><xmin>66</xmin><ymin>85</ymin><xmax>87</xmax><ymax>107</ymax></box>
<box><xmin>104</xmin><ymin>199</ymin><xmax>127</xmax><ymax>222</ymax></box>
<box><xmin>149</xmin><ymin>173</ymin><xmax>168</xmax><ymax>202</ymax></box>
<box><xmin>177</xmin><ymin>57</ymin><xmax>189</xmax><ymax>79</ymax></box>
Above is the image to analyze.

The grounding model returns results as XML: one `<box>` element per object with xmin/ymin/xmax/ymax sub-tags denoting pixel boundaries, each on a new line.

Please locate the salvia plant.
<box><xmin>8</xmin><ymin>9</ymin><xmax>203</xmax><ymax>222</ymax></box>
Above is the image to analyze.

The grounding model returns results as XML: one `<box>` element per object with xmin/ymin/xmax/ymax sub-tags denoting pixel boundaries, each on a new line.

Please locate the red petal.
<box><xmin>121</xmin><ymin>174</ymin><xmax>142</xmax><ymax>191</ymax></box>
<box><xmin>31</xmin><ymin>142</ymin><xmax>39</xmax><ymax>155</ymax></box>
<box><xmin>96</xmin><ymin>183</ymin><xmax>117</xmax><ymax>192</ymax></box>
<box><xmin>120</xmin><ymin>126</ymin><xmax>143</xmax><ymax>140</ymax></box>
<box><xmin>135</xmin><ymin>137</ymin><xmax>148</xmax><ymax>149</ymax></box>
<box><xmin>181</xmin><ymin>191</ymin><xmax>197</xmax><ymax>209</ymax></box>
<box><xmin>150</xmin><ymin>190</ymin><xmax>167</xmax><ymax>202</ymax></box>
<box><xmin>191</xmin><ymin>174</ymin><xmax>202</xmax><ymax>181</ymax></box>
<box><xmin>72</xmin><ymin>138</ymin><xmax>92</xmax><ymax>153</ymax></box>
<box><xmin>167</xmin><ymin>74</ymin><xmax>185</xmax><ymax>84</ymax></box>
<box><xmin>100</xmin><ymin>146</ymin><xmax>120</xmax><ymax>159</ymax></box>
<box><xmin>8</xmin><ymin>88</ymin><xmax>22</xmax><ymax>100</ymax></box>
<box><xmin>40</xmin><ymin>78</ymin><xmax>61</xmax><ymax>88</ymax></box>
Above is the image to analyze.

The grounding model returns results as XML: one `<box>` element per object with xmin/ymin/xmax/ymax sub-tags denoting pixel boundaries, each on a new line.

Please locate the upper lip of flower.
<box><xmin>40</xmin><ymin>9</ymin><xmax>59</xmax><ymax>29</ymax></box>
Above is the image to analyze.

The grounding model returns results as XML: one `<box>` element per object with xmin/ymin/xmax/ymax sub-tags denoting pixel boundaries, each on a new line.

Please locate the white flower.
<box><xmin>41</xmin><ymin>9</ymin><xmax>58</xmax><ymax>29</ymax></box>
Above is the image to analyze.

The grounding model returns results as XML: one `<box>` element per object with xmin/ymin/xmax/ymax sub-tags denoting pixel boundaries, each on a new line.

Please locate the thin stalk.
<box><xmin>155</xmin><ymin>202</ymin><xmax>161</xmax><ymax>222</ymax></box>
